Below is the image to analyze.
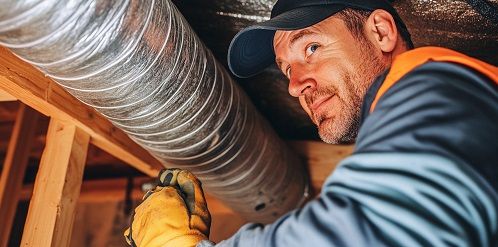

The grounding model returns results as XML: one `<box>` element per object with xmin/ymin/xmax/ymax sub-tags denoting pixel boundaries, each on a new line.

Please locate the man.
<box><xmin>125</xmin><ymin>0</ymin><xmax>498</xmax><ymax>246</ymax></box>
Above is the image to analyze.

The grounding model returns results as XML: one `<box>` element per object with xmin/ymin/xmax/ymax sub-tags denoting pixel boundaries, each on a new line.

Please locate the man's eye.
<box><xmin>306</xmin><ymin>44</ymin><xmax>319</xmax><ymax>57</ymax></box>
<box><xmin>285</xmin><ymin>66</ymin><xmax>291</xmax><ymax>78</ymax></box>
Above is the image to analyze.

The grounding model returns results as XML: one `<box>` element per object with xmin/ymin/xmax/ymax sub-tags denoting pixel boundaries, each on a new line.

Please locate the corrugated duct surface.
<box><xmin>0</xmin><ymin>0</ymin><xmax>308</xmax><ymax>223</ymax></box>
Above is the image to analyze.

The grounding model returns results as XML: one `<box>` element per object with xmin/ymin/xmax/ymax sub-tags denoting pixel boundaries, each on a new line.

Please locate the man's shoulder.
<box><xmin>367</xmin><ymin>47</ymin><xmax>498</xmax><ymax>114</ymax></box>
<box><xmin>391</xmin><ymin>46</ymin><xmax>498</xmax><ymax>83</ymax></box>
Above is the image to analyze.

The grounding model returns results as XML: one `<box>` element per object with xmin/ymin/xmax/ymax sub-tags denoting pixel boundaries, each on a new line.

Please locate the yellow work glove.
<box><xmin>124</xmin><ymin>168</ymin><xmax>211</xmax><ymax>247</ymax></box>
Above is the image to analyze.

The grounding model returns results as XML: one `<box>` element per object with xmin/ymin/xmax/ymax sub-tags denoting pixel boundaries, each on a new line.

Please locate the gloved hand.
<box><xmin>124</xmin><ymin>168</ymin><xmax>211</xmax><ymax>247</ymax></box>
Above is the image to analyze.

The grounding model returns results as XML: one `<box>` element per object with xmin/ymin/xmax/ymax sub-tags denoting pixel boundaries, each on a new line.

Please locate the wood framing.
<box><xmin>0</xmin><ymin>104</ymin><xmax>39</xmax><ymax>247</ymax></box>
<box><xmin>0</xmin><ymin>89</ymin><xmax>16</xmax><ymax>102</ymax></box>
<box><xmin>289</xmin><ymin>141</ymin><xmax>353</xmax><ymax>193</ymax></box>
<box><xmin>21</xmin><ymin>118</ymin><xmax>89</xmax><ymax>246</ymax></box>
<box><xmin>0</xmin><ymin>46</ymin><xmax>163</xmax><ymax>177</ymax></box>
<box><xmin>20</xmin><ymin>177</ymin><xmax>238</xmax><ymax>215</ymax></box>
<box><xmin>0</xmin><ymin>44</ymin><xmax>166</xmax><ymax>245</ymax></box>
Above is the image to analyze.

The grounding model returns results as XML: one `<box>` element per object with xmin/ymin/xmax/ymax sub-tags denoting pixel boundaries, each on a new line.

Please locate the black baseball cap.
<box><xmin>227</xmin><ymin>0</ymin><xmax>407</xmax><ymax>78</ymax></box>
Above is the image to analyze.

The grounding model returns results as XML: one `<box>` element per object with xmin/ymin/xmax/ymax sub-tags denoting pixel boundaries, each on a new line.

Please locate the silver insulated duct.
<box><xmin>0</xmin><ymin>0</ymin><xmax>308</xmax><ymax>223</ymax></box>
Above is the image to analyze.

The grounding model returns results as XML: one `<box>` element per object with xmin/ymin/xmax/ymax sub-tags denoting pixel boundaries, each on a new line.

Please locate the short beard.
<box><xmin>316</xmin><ymin>73</ymin><xmax>362</xmax><ymax>144</ymax></box>
<box><xmin>316</xmin><ymin>40</ymin><xmax>388</xmax><ymax>144</ymax></box>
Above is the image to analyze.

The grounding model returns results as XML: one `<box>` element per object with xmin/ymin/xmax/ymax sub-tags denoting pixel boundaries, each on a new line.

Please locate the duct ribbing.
<box><xmin>0</xmin><ymin>0</ymin><xmax>308</xmax><ymax>223</ymax></box>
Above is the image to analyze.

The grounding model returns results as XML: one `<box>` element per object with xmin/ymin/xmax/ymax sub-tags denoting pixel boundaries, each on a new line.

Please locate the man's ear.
<box><xmin>366</xmin><ymin>9</ymin><xmax>398</xmax><ymax>53</ymax></box>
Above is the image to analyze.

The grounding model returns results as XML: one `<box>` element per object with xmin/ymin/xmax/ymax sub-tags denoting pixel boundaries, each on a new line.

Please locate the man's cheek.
<box><xmin>299</xmin><ymin>96</ymin><xmax>312</xmax><ymax>117</ymax></box>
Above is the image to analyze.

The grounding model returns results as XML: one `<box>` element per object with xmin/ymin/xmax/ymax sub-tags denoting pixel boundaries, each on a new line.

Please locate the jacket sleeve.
<box><xmin>214</xmin><ymin>62</ymin><xmax>498</xmax><ymax>246</ymax></box>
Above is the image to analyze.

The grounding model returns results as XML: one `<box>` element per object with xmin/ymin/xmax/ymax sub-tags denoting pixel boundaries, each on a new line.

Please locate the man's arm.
<box><xmin>217</xmin><ymin>62</ymin><xmax>498</xmax><ymax>246</ymax></box>
<box><xmin>126</xmin><ymin>62</ymin><xmax>498</xmax><ymax>246</ymax></box>
<box><xmin>219</xmin><ymin>154</ymin><xmax>497</xmax><ymax>246</ymax></box>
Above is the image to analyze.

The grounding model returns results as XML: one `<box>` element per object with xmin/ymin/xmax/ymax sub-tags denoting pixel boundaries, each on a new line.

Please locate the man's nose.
<box><xmin>288</xmin><ymin>65</ymin><xmax>315</xmax><ymax>97</ymax></box>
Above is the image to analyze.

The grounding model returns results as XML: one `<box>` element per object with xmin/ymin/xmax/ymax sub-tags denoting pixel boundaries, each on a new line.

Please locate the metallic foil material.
<box><xmin>0</xmin><ymin>0</ymin><xmax>309</xmax><ymax>223</ymax></box>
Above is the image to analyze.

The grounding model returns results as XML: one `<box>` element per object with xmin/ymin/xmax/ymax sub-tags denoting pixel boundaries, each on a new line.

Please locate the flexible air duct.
<box><xmin>0</xmin><ymin>0</ymin><xmax>309</xmax><ymax>223</ymax></box>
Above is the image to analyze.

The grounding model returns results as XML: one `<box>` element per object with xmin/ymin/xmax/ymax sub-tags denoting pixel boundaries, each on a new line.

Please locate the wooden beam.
<box><xmin>20</xmin><ymin>176</ymin><xmax>245</xmax><ymax>245</ymax></box>
<box><xmin>289</xmin><ymin>141</ymin><xmax>353</xmax><ymax>194</ymax></box>
<box><xmin>20</xmin><ymin>176</ymin><xmax>246</xmax><ymax>245</ymax></box>
<box><xmin>0</xmin><ymin>89</ymin><xmax>16</xmax><ymax>102</ymax></box>
<box><xmin>20</xmin><ymin>176</ymin><xmax>237</xmax><ymax>215</ymax></box>
<box><xmin>0</xmin><ymin>46</ymin><xmax>163</xmax><ymax>177</ymax></box>
<box><xmin>21</xmin><ymin>118</ymin><xmax>89</xmax><ymax>247</ymax></box>
<box><xmin>0</xmin><ymin>104</ymin><xmax>39</xmax><ymax>247</ymax></box>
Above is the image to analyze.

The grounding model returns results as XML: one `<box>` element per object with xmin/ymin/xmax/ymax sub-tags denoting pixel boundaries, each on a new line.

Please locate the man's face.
<box><xmin>274</xmin><ymin>15</ymin><xmax>389</xmax><ymax>144</ymax></box>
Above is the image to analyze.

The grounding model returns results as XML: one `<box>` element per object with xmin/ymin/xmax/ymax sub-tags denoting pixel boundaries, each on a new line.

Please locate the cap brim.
<box><xmin>228</xmin><ymin>5</ymin><xmax>346</xmax><ymax>78</ymax></box>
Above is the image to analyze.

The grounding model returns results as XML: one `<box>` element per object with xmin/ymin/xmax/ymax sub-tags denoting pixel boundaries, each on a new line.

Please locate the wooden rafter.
<box><xmin>0</xmin><ymin>89</ymin><xmax>16</xmax><ymax>102</ymax></box>
<box><xmin>0</xmin><ymin>46</ymin><xmax>163</xmax><ymax>177</ymax></box>
<box><xmin>0</xmin><ymin>104</ymin><xmax>39</xmax><ymax>247</ymax></box>
<box><xmin>21</xmin><ymin>118</ymin><xmax>89</xmax><ymax>246</ymax></box>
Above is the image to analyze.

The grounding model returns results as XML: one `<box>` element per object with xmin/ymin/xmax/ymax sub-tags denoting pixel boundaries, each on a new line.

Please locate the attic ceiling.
<box><xmin>170</xmin><ymin>0</ymin><xmax>498</xmax><ymax>140</ymax></box>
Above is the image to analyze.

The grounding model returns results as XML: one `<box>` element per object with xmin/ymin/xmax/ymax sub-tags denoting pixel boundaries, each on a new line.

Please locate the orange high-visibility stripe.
<box><xmin>370</xmin><ymin>47</ymin><xmax>498</xmax><ymax>113</ymax></box>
